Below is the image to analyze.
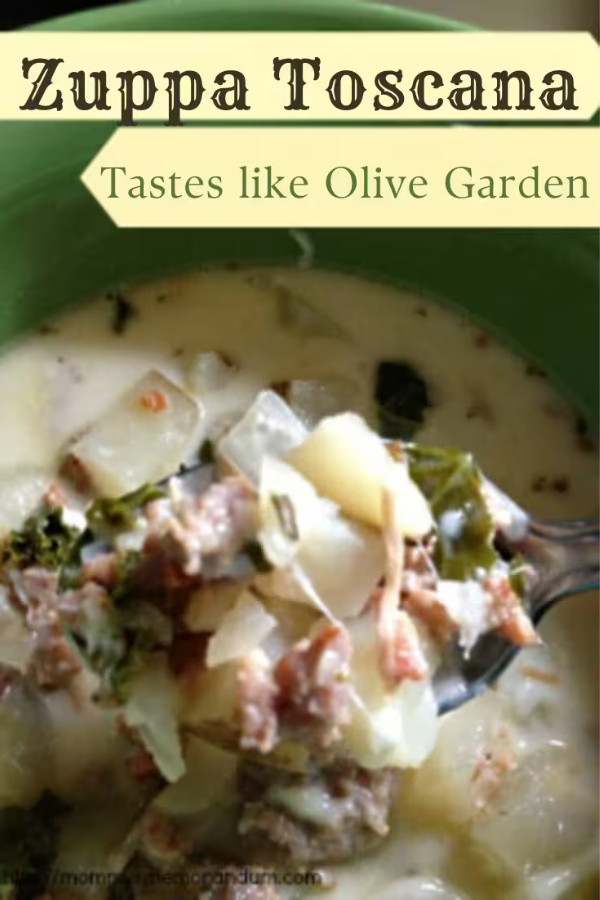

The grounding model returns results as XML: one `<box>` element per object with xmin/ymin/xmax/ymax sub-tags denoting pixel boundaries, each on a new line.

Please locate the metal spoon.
<box><xmin>170</xmin><ymin>456</ymin><xmax>598</xmax><ymax>716</ymax></box>
<box><xmin>434</xmin><ymin>508</ymin><xmax>599</xmax><ymax>715</ymax></box>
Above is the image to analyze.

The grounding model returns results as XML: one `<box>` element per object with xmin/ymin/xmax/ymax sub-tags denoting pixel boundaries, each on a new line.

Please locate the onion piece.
<box><xmin>124</xmin><ymin>656</ymin><xmax>185</xmax><ymax>783</ymax></box>
<box><xmin>206</xmin><ymin>591</ymin><xmax>277</xmax><ymax>668</ymax></box>
<box><xmin>217</xmin><ymin>390</ymin><xmax>307</xmax><ymax>485</ymax></box>
<box><xmin>287</xmin><ymin>379</ymin><xmax>357</xmax><ymax>429</ymax></box>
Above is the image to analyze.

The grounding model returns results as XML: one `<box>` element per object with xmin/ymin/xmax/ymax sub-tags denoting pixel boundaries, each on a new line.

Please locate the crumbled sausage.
<box><xmin>274</xmin><ymin>624</ymin><xmax>352</xmax><ymax>747</ymax></box>
<box><xmin>237</xmin><ymin>649</ymin><xmax>279</xmax><ymax>754</ymax></box>
<box><xmin>238</xmin><ymin>760</ymin><xmax>397</xmax><ymax>865</ymax></box>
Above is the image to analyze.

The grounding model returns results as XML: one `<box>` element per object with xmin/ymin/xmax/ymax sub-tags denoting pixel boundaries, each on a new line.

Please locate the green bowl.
<box><xmin>0</xmin><ymin>0</ymin><xmax>597</xmax><ymax>422</ymax></box>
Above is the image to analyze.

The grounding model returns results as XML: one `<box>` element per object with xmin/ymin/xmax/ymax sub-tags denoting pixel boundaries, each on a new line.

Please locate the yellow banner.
<box><xmin>0</xmin><ymin>32</ymin><xmax>598</xmax><ymax>122</ymax></box>
<box><xmin>80</xmin><ymin>126</ymin><xmax>599</xmax><ymax>228</ymax></box>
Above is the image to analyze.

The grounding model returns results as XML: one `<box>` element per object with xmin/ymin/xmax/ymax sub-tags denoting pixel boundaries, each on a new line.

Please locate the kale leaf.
<box><xmin>86</xmin><ymin>484</ymin><xmax>165</xmax><ymax>539</ymax></box>
<box><xmin>406</xmin><ymin>444</ymin><xmax>497</xmax><ymax>580</ymax></box>
<box><xmin>2</xmin><ymin>508</ymin><xmax>81</xmax><ymax>572</ymax></box>
<box><xmin>375</xmin><ymin>360</ymin><xmax>432</xmax><ymax>440</ymax></box>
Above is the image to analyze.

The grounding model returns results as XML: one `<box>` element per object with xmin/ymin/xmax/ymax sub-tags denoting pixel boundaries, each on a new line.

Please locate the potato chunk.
<box><xmin>287</xmin><ymin>413</ymin><xmax>433</xmax><ymax>538</ymax></box>
<box><xmin>68</xmin><ymin>371</ymin><xmax>203</xmax><ymax>497</ymax></box>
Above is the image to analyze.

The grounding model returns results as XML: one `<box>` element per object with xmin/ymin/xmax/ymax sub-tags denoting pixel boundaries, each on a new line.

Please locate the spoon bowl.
<box><xmin>433</xmin><ymin>514</ymin><xmax>600</xmax><ymax>715</ymax></box>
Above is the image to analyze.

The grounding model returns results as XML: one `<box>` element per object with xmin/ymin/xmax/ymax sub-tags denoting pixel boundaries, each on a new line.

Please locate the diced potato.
<box><xmin>206</xmin><ymin>591</ymin><xmax>277</xmax><ymax>667</ymax></box>
<box><xmin>287</xmin><ymin>413</ymin><xmax>433</xmax><ymax>538</ymax></box>
<box><xmin>154</xmin><ymin>736</ymin><xmax>238</xmax><ymax>817</ymax></box>
<box><xmin>68</xmin><ymin>370</ymin><xmax>203</xmax><ymax>497</ymax></box>
<box><xmin>124</xmin><ymin>656</ymin><xmax>185</xmax><ymax>783</ymax></box>
<box><xmin>181</xmin><ymin>661</ymin><xmax>238</xmax><ymax>728</ymax></box>
<box><xmin>342</xmin><ymin>612</ymin><xmax>438</xmax><ymax>769</ymax></box>
<box><xmin>217</xmin><ymin>390</ymin><xmax>307</xmax><ymax>485</ymax></box>
<box><xmin>0</xmin><ymin>468</ymin><xmax>50</xmax><ymax>536</ymax></box>
<box><xmin>294</xmin><ymin>514</ymin><xmax>385</xmax><ymax>619</ymax></box>
<box><xmin>184</xmin><ymin>580</ymin><xmax>245</xmax><ymax>633</ymax></box>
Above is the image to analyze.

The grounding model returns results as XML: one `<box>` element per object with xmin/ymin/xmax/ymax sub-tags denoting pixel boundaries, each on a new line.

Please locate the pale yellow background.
<box><xmin>1</xmin><ymin>32</ymin><xmax>598</xmax><ymax>121</ymax></box>
<box><xmin>81</xmin><ymin>126</ymin><xmax>599</xmax><ymax>228</ymax></box>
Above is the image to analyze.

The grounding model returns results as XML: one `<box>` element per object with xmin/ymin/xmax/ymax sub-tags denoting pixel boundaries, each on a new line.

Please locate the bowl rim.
<box><xmin>27</xmin><ymin>0</ymin><xmax>473</xmax><ymax>34</ymax></box>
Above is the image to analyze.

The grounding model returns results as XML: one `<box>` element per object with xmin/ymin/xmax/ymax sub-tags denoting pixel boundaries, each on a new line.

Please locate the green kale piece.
<box><xmin>375</xmin><ymin>360</ymin><xmax>432</xmax><ymax>440</ymax></box>
<box><xmin>86</xmin><ymin>484</ymin><xmax>165</xmax><ymax>539</ymax></box>
<box><xmin>2</xmin><ymin>508</ymin><xmax>81</xmax><ymax>572</ymax></box>
<box><xmin>406</xmin><ymin>444</ymin><xmax>498</xmax><ymax>580</ymax></box>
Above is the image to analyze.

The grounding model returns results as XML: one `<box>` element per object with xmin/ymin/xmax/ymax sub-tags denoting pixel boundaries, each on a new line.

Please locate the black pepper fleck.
<box><xmin>531</xmin><ymin>476</ymin><xmax>548</xmax><ymax>492</ymax></box>
<box><xmin>474</xmin><ymin>332</ymin><xmax>491</xmax><ymax>349</ymax></box>
<box><xmin>107</xmin><ymin>291</ymin><xmax>136</xmax><ymax>335</ymax></box>
<box><xmin>551</xmin><ymin>476</ymin><xmax>570</xmax><ymax>494</ymax></box>
<box><xmin>414</xmin><ymin>306</ymin><xmax>428</xmax><ymax>318</ymax></box>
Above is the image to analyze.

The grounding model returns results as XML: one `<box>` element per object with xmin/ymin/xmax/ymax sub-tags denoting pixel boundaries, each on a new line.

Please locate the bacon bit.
<box><xmin>140</xmin><ymin>389</ymin><xmax>169</xmax><ymax>413</ymax></box>
<box><xmin>484</xmin><ymin>575</ymin><xmax>540</xmax><ymax>647</ymax></box>
<box><xmin>377</xmin><ymin>605</ymin><xmax>428</xmax><ymax>684</ymax></box>
<box><xmin>375</xmin><ymin>479</ymin><xmax>428</xmax><ymax>685</ymax></box>
<box><xmin>129</xmin><ymin>744</ymin><xmax>160</xmax><ymax>781</ymax></box>
<box><xmin>275</xmin><ymin>624</ymin><xmax>352</xmax><ymax>745</ymax></box>
<box><xmin>520</xmin><ymin>665</ymin><xmax>559</xmax><ymax>685</ymax></box>
<box><xmin>403</xmin><ymin>586</ymin><xmax>456</xmax><ymax>644</ymax></box>
<box><xmin>43</xmin><ymin>483</ymin><xmax>67</xmax><ymax>509</ymax></box>
<box><xmin>237</xmin><ymin>649</ymin><xmax>278</xmax><ymax>754</ymax></box>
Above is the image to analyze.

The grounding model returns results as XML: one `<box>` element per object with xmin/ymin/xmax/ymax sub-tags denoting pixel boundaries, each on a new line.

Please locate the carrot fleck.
<box><xmin>140</xmin><ymin>390</ymin><xmax>169</xmax><ymax>413</ymax></box>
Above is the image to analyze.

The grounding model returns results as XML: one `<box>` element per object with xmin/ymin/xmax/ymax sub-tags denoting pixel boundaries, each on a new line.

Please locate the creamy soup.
<box><xmin>0</xmin><ymin>268</ymin><xmax>597</xmax><ymax>900</ymax></box>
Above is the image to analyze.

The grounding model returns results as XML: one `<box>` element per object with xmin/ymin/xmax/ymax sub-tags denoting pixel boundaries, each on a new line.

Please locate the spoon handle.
<box><xmin>520</xmin><ymin>517</ymin><xmax>600</xmax><ymax>620</ymax></box>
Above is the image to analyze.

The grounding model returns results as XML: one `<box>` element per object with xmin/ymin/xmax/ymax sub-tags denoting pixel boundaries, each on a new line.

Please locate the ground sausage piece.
<box><xmin>238</xmin><ymin>760</ymin><xmax>397</xmax><ymax>866</ymax></box>
<box><xmin>237</xmin><ymin>649</ymin><xmax>279</xmax><ymax>754</ymax></box>
<box><xmin>9</xmin><ymin>567</ymin><xmax>82</xmax><ymax>690</ymax></box>
<box><xmin>146</xmin><ymin>477</ymin><xmax>257</xmax><ymax>577</ymax></box>
<box><xmin>274</xmin><ymin>624</ymin><xmax>352</xmax><ymax>747</ymax></box>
